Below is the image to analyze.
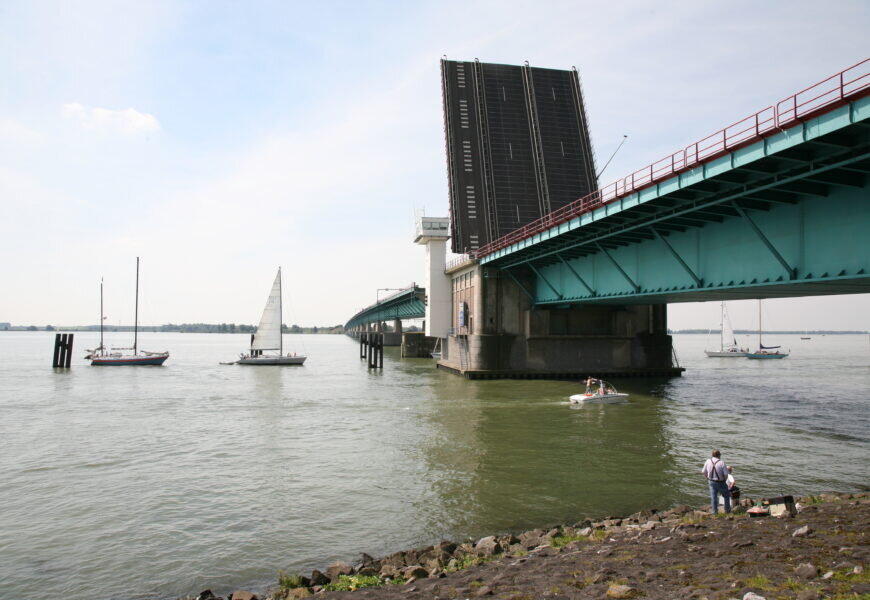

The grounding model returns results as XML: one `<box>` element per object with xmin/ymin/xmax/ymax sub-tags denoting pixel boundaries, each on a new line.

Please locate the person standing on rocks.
<box><xmin>701</xmin><ymin>449</ymin><xmax>731</xmax><ymax>514</ymax></box>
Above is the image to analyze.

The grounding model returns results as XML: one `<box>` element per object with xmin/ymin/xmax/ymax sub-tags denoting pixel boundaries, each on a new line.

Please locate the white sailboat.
<box><xmin>746</xmin><ymin>299</ymin><xmax>789</xmax><ymax>359</ymax></box>
<box><xmin>704</xmin><ymin>301</ymin><xmax>748</xmax><ymax>357</ymax></box>
<box><xmin>236</xmin><ymin>268</ymin><xmax>306</xmax><ymax>365</ymax></box>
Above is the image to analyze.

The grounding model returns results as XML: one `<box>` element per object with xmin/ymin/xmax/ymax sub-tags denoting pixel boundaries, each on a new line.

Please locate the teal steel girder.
<box><xmin>482</xmin><ymin>97</ymin><xmax>870</xmax><ymax>305</ymax></box>
<box><xmin>344</xmin><ymin>286</ymin><xmax>426</xmax><ymax>329</ymax></box>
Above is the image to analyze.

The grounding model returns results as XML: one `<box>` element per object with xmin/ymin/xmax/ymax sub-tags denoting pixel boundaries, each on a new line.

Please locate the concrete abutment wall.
<box><xmin>440</xmin><ymin>264</ymin><xmax>680</xmax><ymax>378</ymax></box>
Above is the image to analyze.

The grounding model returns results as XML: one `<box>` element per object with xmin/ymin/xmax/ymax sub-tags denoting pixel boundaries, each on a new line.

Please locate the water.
<box><xmin>1</xmin><ymin>331</ymin><xmax>868</xmax><ymax>599</ymax></box>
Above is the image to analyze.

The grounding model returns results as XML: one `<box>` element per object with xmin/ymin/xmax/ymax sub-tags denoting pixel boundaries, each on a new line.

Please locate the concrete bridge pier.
<box><xmin>439</xmin><ymin>264</ymin><xmax>682</xmax><ymax>379</ymax></box>
<box><xmin>383</xmin><ymin>320</ymin><xmax>402</xmax><ymax>346</ymax></box>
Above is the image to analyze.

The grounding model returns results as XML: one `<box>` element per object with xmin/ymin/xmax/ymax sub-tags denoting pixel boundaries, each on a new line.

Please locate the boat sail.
<box><xmin>86</xmin><ymin>258</ymin><xmax>169</xmax><ymax>366</ymax></box>
<box><xmin>746</xmin><ymin>299</ymin><xmax>789</xmax><ymax>359</ymax></box>
<box><xmin>704</xmin><ymin>302</ymin><xmax>748</xmax><ymax>357</ymax></box>
<box><xmin>237</xmin><ymin>268</ymin><xmax>306</xmax><ymax>365</ymax></box>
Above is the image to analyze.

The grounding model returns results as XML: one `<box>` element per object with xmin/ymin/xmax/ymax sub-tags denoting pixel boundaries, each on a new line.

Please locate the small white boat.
<box><xmin>569</xmin><ymin>378</ymin><xmax>629</xmax><ymax>404</ymax></box>
<box><xmin>704</xmin><ymin>302</ymin><xmax>748</xmax><ymax>357</ymax></box>
<box><xmin>233</xmin><ymin>267</ymin><xmax>306</xmax><ymax>366</ymax></box>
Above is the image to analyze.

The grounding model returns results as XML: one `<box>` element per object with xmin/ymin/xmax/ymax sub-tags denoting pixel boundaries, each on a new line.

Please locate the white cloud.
<box><xmin>62</xmin><ymin>103</ymin><xmax>160</xmax><ymax>135</ymax></box>
<box><xmin>0</xmin><ymin>118</ymin><xmax>44</xmax><ymax>146</ymax></box>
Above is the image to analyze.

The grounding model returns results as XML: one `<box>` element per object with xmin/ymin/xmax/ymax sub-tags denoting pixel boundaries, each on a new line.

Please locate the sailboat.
<box><xmin>704</xmin><ymin>301</ymin><xmax>748</xmax><ymax>357</ymax></box>
<box><xmin>746</xmin><ymin>299</ymin><xmax>789</xmax><ymax>359</ymax></box>
<box><xmin>236</xmin><ymin>268</ymin><xmax>306</xmax><ymax>365</ymax></box>
<box><xmin>86</xmin><ymin>258</ymin><xmax>170</xmax><ymax>366</ymax></box>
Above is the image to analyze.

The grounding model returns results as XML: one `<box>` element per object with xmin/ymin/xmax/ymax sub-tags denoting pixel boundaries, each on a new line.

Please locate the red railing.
<box><xmin>445</xmin><ymin>254</ymin><xmax>475</xmax><ymax>271</ymax></box>
<box><xmin>474</xmin><ymin>58</ymin><xmax>870</xmax><ymax>259</ymax></box>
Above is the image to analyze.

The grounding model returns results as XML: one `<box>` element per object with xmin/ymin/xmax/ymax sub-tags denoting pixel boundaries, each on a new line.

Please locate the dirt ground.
<box><xmin>311</xmin><ymin>494</ymin><xmax>869</xmax><ymax>600</ymax></box>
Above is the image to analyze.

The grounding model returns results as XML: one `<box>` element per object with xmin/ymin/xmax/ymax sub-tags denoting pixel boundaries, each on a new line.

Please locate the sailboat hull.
<box><xmin>704</xmin><ymin>350</ymin><xmax>748</xmax><ymax>357</ymax></box>
<box><xmin>91</xmin><ymin>353</ymin><xmax>169</xmax><ymax>366</ymax></box>
<box><xmin>238</xmin><ymin>355</ymin><xmax>306</xmax><ymax>365</ymax></box>
<box><xmin>746</xmin><ymin>352</ymin><xmax>788</xmax><ymax>360</ymax></box>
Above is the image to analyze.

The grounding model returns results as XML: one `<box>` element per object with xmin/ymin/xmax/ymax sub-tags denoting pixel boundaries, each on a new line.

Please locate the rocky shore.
<box><xmin>182</xmin><ymin>493</ymin><xmax>869</xmax><ymax>600</ymax></box>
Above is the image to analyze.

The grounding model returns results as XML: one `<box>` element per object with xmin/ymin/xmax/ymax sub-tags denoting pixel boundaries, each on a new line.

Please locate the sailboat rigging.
<box><xmin>86</xmin><ymin>257</ymin><xmax>169</xmax><ymax>366</ymax></box>
<box><xmin>746</xmin><ymin>299</ymin><xmax>789</xmax><ymax>359</ymax></box>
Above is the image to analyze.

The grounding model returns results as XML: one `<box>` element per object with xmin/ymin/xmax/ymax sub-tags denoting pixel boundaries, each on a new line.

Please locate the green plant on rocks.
<box><xmin>277</xmin><ymin>571</ymin><xmax>306</xmax><ymax>589</ymax></box>
<box><xmin>552</xmin><ymin>534</ymin><xmax>591</xmax><ymax>548</ymax></box>
<box><xmin>322</xmin><ymin>574</ymin><xmax>383</xmax><ymax>591</ymax></box>
<box><xmin>446</xmin><ymin>553</ymin><xmax>493</xmax><ymax>572</ymax></box>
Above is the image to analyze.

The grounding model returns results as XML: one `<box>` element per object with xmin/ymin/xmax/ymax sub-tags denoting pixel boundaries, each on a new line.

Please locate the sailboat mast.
<box><xmin>100</xmin><ymin>278</ymin><xmax>104</xmax><ymax>352</ymax></box>
<box><xmin>720</xmin><ymin>301</ymin><xmax>725</xmax><ymax>351</ymax></box>
<box><xmin>758</xmin><ymin>299</ymin><xmax>762</xmax><ymax>349</ymax></box>
<box><xmin>278</xmin><ymin>267</ymin><xmax>283</xmax><ymax>356</ymax></box>
<box><xmin>134</xmin><ymin>257</ymin><xmax>139</xmax><ymax>355</ymax></box>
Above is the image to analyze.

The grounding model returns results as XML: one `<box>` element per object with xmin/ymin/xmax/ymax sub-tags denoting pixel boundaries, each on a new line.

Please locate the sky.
<box><xmin>1</xmin><ymin>0</ymin><xmax>868</xmax><ymax>330</ymax></box>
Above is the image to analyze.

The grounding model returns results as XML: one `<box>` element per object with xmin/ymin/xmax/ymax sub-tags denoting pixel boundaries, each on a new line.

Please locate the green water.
<box><xmin>0</xmin><ymin>332</ymin><xmax>867</xmax><ymax>599</ymax></box>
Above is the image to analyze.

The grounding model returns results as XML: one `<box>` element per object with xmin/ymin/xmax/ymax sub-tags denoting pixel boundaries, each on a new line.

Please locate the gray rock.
<box><xmin>381</xmin><ymin>550</ymin><xmax>406</xmax><ymax>568</ymax></box>
<box><xmin>475</xmin><ymin>585</ymin><xmax>494</xmax><ymax>596</ymax></box>
<box><xmin>822</xmin><ymin>571</ymin><xmax>835</xmax><ymax>580</ymax></box>
<box><xmin>325</xmin><ymin>561</ymin><xmax>353</xmax><ymax>582</ymax></box>
<box><xmin>195</xmin><ymin>591</ymin><xmax>216</xmax><ymax>600</ymax></box>
<box><xmin>795</xmin><ymin>590</ymin><xmax>820</xmax><ymax>600</ymax></box>
<box><xmin>794</xmin><ymin>562</ymin><xmax>819</xmax><ymax>579</ymax></box>
<box><xmin>577</xmin><ymin>527</ymin><xmax>593</xmax><ymax>537</ymax></box>
<box><xmin>743</xmin><ymin>593</ymin><xmax>767</xmax><ymax>600</ymax></box>
<box><xmin>518</xmin><ymin>529</ymin><xmax>544</xmax><ymax>549</ymax></box>
<box><xmin>403</xmin><ymin>565</ymin><xmax>429</xmax><ymax>580</ymax></box>
<box><xmin>308</xmin><ymin>570</ymin><xmax>328</xmax><ymax>586</ymax></box>
<box><xmin>379</xmin><ymin>564</ymin><xmax>400</xmax><ymax>579</ymax></box>
<box><xmin>437</xmin><ymin>540</ymin><xmax>457</xmax><ymax>555</ymax></box>
<box><xmin>606</xmin><ymin>583</ymin><xmax>638</xmax><ymax>598</ymax></box>
<box><xmin>474</xmin><ymin>535</ymin><xmax>502</xmax><ymax>556</ymax></box>
<box><xmin>792</xmin><ymin>525</ymin><xmax>812</xmax><ymax>537</ymax></box>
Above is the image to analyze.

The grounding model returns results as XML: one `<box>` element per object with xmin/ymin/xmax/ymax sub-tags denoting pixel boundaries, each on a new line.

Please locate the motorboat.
<box><xmin>569</xmin><ymin>378</ymin><xmax>629</xmax><ymax>404</ymax></box>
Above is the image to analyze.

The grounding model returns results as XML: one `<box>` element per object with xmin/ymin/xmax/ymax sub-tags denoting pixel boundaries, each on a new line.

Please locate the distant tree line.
<box><xmin>2</xmin><ymin>323</ymin><xmax>346</xmax><ymax>334</ymax></box>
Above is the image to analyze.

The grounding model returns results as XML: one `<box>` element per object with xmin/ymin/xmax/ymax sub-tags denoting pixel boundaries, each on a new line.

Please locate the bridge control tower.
<box><xmin>414</xmin><ymin>216</ymin><xmax>451</xmax><ymax>338</ymax></box>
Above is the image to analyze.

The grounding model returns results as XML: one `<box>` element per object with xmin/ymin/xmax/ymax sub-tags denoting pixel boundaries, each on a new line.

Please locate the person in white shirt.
<box><xmin>701</xmin><ymin>449</ymin><xmax>731</xmax><ymax>513</ymax></box>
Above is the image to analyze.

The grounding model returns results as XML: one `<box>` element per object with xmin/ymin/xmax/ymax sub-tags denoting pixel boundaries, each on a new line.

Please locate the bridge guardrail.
<box><xmin>473</xmin><ymin>58</ymin><xmax>870</xmax><ymax>260</ymax></box>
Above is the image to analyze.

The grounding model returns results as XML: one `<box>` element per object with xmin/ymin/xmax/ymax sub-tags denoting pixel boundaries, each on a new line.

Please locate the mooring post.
<box><xmin>377</xmin><ymin>332</ymin><xmax>384</xmax><ymax>368</ymax></box>
<box><xmin>53</xmin><ymin>333</ymin><xmax>74</xmax><ymax>368</ymax></box>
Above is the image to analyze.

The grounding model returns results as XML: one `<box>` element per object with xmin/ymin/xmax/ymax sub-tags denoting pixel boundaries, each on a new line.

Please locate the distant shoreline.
<box><xmin>1</xmin><ymin>327</ymin><xmax>865</xmax><ymax>335</ymax></box>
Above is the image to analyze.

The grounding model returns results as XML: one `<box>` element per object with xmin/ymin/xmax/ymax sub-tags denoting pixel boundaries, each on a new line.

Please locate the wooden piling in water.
<box><xmin>52</xmin><ymin>333</ymin><xmax>74</xmax><ymax>368</ymax></box>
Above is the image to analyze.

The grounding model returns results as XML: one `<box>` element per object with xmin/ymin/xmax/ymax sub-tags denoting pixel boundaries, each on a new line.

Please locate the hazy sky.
<box><xmin>1</xmin><ymin>1</ymin><xmax>868</xmax><ymax>330</ymax></box>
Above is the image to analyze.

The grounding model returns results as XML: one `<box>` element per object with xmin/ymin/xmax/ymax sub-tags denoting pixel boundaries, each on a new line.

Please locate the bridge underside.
<box><xmin>482</xmin><ymin>99</ymin><xmax>870</xmax><ymax>306</ymax></box>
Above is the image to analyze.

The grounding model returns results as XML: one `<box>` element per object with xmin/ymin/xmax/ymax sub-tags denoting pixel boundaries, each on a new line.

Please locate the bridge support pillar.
<box><xmin>438</xmin><ymin>265</ymin><xmax>682</xmax><ymax>379</ymax></box>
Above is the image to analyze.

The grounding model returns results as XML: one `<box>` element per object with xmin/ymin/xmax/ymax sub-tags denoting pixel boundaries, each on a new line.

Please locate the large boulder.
<box><xmin>379</xmin><ymin>564</ymin><xmax>401</xmax><ymax>579</ymax></box>
<box><xmin>325</xmin><ymin>561</ymin><xmax>354</xmax><ymax>582</ymax></box>
<box><xmin>518</xmin><ymin>529</ymin><xmax>545</xmax><ymax>549</ymax></box>
<box><xmin>381</xmin><ymin>551</ymin><xmax>406</xmax><ymax>568</ymax></box>
<box><xmin>474</xmin><ymin>535</ymin><xmax>503</xmax><ymax>557</ymax></box>
<box><xmin>307</xmin><ymin>570</ymin><xmax>328</xmax><ymax>586</ymax></box>
<box><xmin>403</xmin><ymin>565</ymin><xmax>430</xmax><ymax>580</ymax></box>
